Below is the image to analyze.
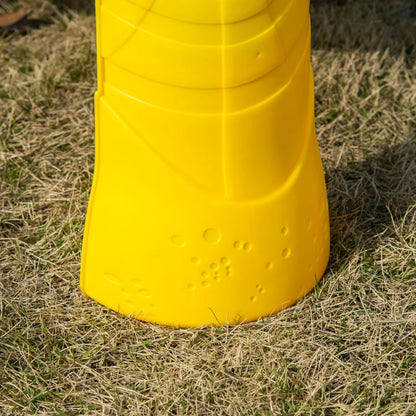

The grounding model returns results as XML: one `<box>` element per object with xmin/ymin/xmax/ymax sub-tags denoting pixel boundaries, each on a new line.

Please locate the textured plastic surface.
<box><xmin>81</xmin><ymin>0</ymin><xmax>330</xmax><ymax>327</ymax></box>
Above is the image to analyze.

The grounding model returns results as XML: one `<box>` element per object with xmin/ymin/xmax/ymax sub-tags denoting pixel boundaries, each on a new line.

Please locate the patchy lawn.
<box><xmin>1</xmin><ymin>0</ymin><xmax>415</xmax><ymax>414</ymax></box>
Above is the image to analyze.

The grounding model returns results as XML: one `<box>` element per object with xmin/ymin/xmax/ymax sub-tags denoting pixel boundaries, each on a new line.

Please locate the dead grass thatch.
<box><xmin>1</xmin><ymin>0</ymin><xmax>415</xmax><ymax>415</ymax></box>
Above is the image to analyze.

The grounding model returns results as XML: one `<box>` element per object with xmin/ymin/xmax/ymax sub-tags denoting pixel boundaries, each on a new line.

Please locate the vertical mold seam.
<box><xmin>220</xmin><ymin>0</ymin><xmax>230</xmax><ymax>199</ymax></box>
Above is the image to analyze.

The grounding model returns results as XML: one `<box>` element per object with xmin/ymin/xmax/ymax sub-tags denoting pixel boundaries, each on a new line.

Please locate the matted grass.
<box><xmin>1</xmin><ymin>0</ymin><xmax>415</xmax><ymax>415</ymax></box>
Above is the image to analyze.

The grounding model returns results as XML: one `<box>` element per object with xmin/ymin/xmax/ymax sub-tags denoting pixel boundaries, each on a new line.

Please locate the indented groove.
<box><xmin>105</xmin><ymin>0</ymin><xmax>157</xmax><ymax>61</ymax></box>
<box><xmin>103</xmin><ymin>26</ymin><xmax>310</xmax><ymax>116</ymax></box>
<box><xmin>122</xmin><ymin>0</ymin><xmax>277</xmax><ymax>26</ymax></box>
<box><xmin>108</xmin><ymin>0</ymin><xmax>304</xmax><ymax>50</ymax></box>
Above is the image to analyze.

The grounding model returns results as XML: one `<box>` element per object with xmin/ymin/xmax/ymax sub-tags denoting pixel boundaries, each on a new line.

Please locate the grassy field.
<box><xmin>1</xmin><ymin>0</ymin><xmax>415</xmax><ymax>414</ymax></box>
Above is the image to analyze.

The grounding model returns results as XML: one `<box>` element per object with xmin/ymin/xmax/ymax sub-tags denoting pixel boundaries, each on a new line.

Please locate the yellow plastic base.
<box><xmin>81</xmin><ymin>0</ymin><xmax>330</xmax><ymax>327</ymax></box>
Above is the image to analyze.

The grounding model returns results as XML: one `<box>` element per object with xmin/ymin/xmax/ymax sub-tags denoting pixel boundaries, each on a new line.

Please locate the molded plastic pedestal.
<box><xmin>81</xmin><ymin>0</ymin><xmax>330</xmax><ymax>327</ymax></box>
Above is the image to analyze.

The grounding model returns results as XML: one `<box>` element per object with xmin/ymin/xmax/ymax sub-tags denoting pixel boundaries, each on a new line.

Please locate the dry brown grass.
<box><xmin>1</xmin><ymin>0</ymin><xmax>415</xmax><ymax>415</ymax></box>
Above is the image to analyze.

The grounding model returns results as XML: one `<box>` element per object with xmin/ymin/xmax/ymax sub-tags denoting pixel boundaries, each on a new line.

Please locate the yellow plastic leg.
<box><xmin>81</xmin><ymin>0</ymin><xmax>330</xmax><ymax>327</ymax></box>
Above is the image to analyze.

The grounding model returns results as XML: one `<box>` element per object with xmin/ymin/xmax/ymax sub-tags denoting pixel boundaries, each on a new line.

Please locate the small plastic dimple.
<box><xmin>233</xmin><ymin>240</ymin><xmax>242</xmax><ymax>250</ymax></box>
<box><xmin>187</xmin><ymin>283</ymin><xmax>195</xmax><ymax>290</ymax></box>
<box><xmin>130</xmin><ymin>278</ymin><xmax>141</xmax><ymax>288</ymax></box>
<box><xmin>282</xmin><ymin>248</ymin><xmax>291</xmax><ymax>258</ymax></box>
<box><xmin>281</xmin><ymin>226</ymin><xmax>288</xmax><ymax>236</ymax></box>
<box><xmin>138</xmin><ymin>288</ymin><xmax>152</xmax><ymax>299</ymax></box>
<box><xmin>103</xmin><ymin>272</ymin><xmax>120</xmax><ymax>287</ymax></box>
<box><xmin>171</xmin><ymin>235</ymin><xmax>186</xmax><ymax>247</ymax></box>
<box><xmin>191</xmin><ymin>256</ymin><xmax>200</xmax><ymax>264</ymax></box>
<box><xmin>256</xmin><ymin>284</ymin><xmax>265</xmax><ymax>294</ymax></box>
<box><xmin>203</xmin><ymin>228</ymin><xmax>221</xmax><ymax>244</ymax></box>
<box><xmin>306</xmin><ymin>219</ymin><xmax>312</xmax><ymax>231</ymax></box>
<box><xmin>265</xmin><ymin>262</ymin><xmax>273</xmax><ymax>270</ymax></box>
<box><xmin>250</xmin><ymin>296</ymin><xmax>257</xmax><ymax>302</ymax></box>
<box><xmin>210</xmin><ymin>263</ymin><xmax>219</xmax><ymax>270</ymax></box>
<box><xmin>220</xmin><ymin>257</ymin><xmax>230</xmax><ymax>266</ymax></box>
<box><xmin>234</xmin><ymin>240</ymin><xmax>252</xmax><ymax>251</ymax></box>
<box><xmin>201</xmin><ymin>271</ymin><xmax>209</xmax><ymax>278</ymax></box>
<box><xmin>202</xmin><ymin>280</ymin><xmax>209</xmax><ymax>287</ymax></box>
<box><xmin>243</xmin><ymin>242</ymin><xmax>253</xmax><ymax>252</ymax></box>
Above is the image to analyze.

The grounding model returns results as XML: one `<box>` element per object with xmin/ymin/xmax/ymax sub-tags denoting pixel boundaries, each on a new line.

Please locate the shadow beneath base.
<box><xmin>326</xmin><ymin>139</ymin><xmax>416</xmax><ymax>269</ymax></box>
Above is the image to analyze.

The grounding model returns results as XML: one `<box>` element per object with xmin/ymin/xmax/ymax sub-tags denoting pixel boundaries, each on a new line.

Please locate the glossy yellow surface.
<box><xmin>81</xmin><ymin>0</ymin><xmax>330</xmax><ymax>327</ymax></box>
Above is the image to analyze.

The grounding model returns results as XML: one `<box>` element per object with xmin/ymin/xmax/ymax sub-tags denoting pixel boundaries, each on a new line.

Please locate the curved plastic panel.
<box><xmin>126</xmin><ymin>0</ymin><xmax>273</xmax><ymax>24</ymax></box>
<box><xmin>81</xmin><ymin>0</ymin><xmax>330</xmax><ymax>327</ymax></box>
